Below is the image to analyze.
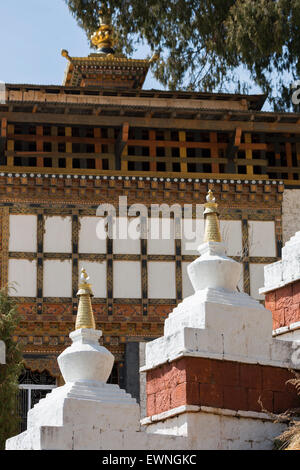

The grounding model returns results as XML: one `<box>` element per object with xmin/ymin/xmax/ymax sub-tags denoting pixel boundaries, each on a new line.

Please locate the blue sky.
<box><xmin>0</xmin><ymin>0</ymin><xmax>268</xmax><ymax>102</ymax></box>
<box><xmin>0</xmin><ymin>0</ymin><xmax>162</xmax><ymax>89</ymax></box>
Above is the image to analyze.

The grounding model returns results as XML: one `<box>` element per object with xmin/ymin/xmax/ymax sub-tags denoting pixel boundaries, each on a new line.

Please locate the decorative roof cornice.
<box><xmin>62</xmin><ymin>51</ymin><xmax>150</xmax><ymax>67</ymax></box>
<box><xmin>61</xmin><ymin>9</ymin><xmax>158</xmax><ymax>89</ymax></box>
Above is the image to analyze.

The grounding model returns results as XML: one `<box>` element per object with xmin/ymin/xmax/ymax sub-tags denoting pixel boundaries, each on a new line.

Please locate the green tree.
<box><xmin>0</xmin><ymin>287</ymin><xmax>23</xmax><ymax>450</ymax></box>
<box><xmin>64</xmin><ymin>0</ymin><xmax>300</xmax><ymax>110</ymax></box>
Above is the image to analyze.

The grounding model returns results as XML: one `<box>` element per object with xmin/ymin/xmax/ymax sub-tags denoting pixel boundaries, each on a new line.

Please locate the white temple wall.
<box><xmin>7</xmin><ymin>214</ymin><xmax>277</xmax><ymax>300</ymax></box>
<box><xmin>250</xmin><ymin>263</ymin><xmax>267</xmax><ymax>300</ymax></box>
<box><xmin>282</xmin><ymin>189</ymin><xmax>300</xmax><ymax>245</ymax></box>
<box><xmin>9</xmin><ymin>215</ymin><xmax>37</xmax><ymax>252</ymax></box>
<box><xmin>220</xmin><ymin>220</ymin><xmax>243</xmax><ymax>256</ymax></box>
<box><xmin>148</xmin><ymin>261</ymin><xmax>176</xmax><ymax>299</ymax></box>
<box><xmin>8</xmin><ymin>259</ymin><xmax>37</xmax><ymax>297</ymax></box>
<box><xmin>113</xmin><ymin>261</ymin><xmax>141</xmax><ymax>298</ymax></box>
<box><xmin>79</xmin><ymin>216</ymin><xmax>106</xmax><ymax>253</ymax></box>
<box><xmin>43</xmin><ymin>260</ymin><xmax>72</xmax><ymax>298</ymax></box>
<box><xmin>44</xmin><ymin>216</ymin><xmax>72</xmax><ymax>253</ymax></box>
<box><xmin>248</xmin><ymin>221</ymin><xmax>276</xmax><ymax>257</ymax></box>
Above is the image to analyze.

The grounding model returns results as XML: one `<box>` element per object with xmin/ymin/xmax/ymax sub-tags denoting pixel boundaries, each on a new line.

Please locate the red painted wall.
<box><xmin>146</xmin><ymin>356</ymin><xmax>299</xmax><ymax>417</ymax></box>
<box><xmin>265</xmin><ymin>279</ymin><xmax>300</xmax><ymax>330</ymax></box>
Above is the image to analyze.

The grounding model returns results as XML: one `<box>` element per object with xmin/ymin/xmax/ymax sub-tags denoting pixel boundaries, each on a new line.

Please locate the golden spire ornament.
<box><xmin>203</xmin><ymin>189</ymin><xmax>222</xmax><ymax>243</ymax></box>
<box><xmin>91</xmin><ymin>9</ymin><xmax>115</xmax><ymax>55</ymax></box>
<box><xmin>75</xmin><ymin>268</ymin><xmax>96</xmax><ymax>330</ymax></box>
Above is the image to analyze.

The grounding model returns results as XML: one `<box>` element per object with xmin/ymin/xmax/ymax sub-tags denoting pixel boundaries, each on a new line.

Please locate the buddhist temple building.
<box><xmin>0</xmin><ymin>10</ymin><xmax>300</xmax><ymax>429</ymax></box>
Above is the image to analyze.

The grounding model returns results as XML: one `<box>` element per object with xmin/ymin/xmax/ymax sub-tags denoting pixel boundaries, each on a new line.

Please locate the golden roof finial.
<box><xmin>61</xmin><ymin>49</ymin><xmax>71</xmax><ymax>61</ymax></box>
<box><xmin>203</xmin><ymin>189</ymin><xmax>222</xmax><ymax>243</ymax></box>
<box><xmin>91</xmin><ymin>8</ymin><xmax>115</xmax><ymax>54</ymax></box>
<box><xmin>75</xmin><ymin>268</ymin><xmax>96</xmax><ymax>330</ymax></box>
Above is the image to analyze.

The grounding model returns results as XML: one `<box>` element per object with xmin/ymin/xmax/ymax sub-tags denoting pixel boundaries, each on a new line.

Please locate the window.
<box><xmin>101</xmin><ymin>128</ymin><xmax>108</xmax><ymax>138</ymax></box>
<box><xmin>43</xmin><ymin>142</ymin><xmax>52</xmax><ymax>152</ymax></box>
<box><xmin>72</xmin><ymin>127</ymin><xmax>80</xmax><ymax>137</ymax></box>
<box><xmin>44</xmin><ymin>158</ymin><xmax>52</xmax><ymax>167</ymax></box>
<box><xmin>218</xmin><ymin>133</ymin><xmax>229</xmax><ymax>143</ymax></box>
<box><xmin>187</xmin><ymin>148</ymin><xmax>196</xmax><ymax>158</ymax></box>
<box><xmin>141</xmin><ymin>130</ymin><xmax>149</xmax><ymax>140</ymax></box>
<box><xmin>18</xmin><ymin>368</ymin><xmax>56</xmax><ymax>432</ymax></box>
<box><xmin>14</xmin><ymin>157</ymin><xmax>22</xmax><ymax>166</ymax></box>
<box><xmin>156</xmin><ymin>147</ymin><xmax>165</xmax><ymax>157</ymax></box>
<box><xmin>186</xmin><ymin>131</ymin><xmax>195</xmax><ymax>142</ymax></box>
<box><xmin>87</xmin><ymin>159</ymin><xmax>95</xmax><ymax>169</ymax></box>
<box><xmin>202</xmin><ymin>149</ymin><xmax>211</xmax><ymax>158</ymax></box>
<box><xmin>15</xmin><ymin>141</ymin><xmax>22</xmax><ymax>151</ymax></box>
<box><xmin>238</xmin><ymin>165</ymin><xmax>247</xmax><ymax>174</ymax></box>
<box><xmin>203</xmin><ymin>164</ymin><xmax>212</xmax><ymax>172</ymax></box>
<box><xmin>43</xmin><ymin>126</ymin><xmax>51</xmax><ymax>136</ymax></box>
<box><xmin>267</xmin><ymin>152</ymin><xmax>275</xmax><ymax>166</ymax></box>
<box><xmin>85</xmin><ymin>128</ymin><xmax>94</xmax><ymax>138</ymax></box>
<box><xmin>57</xmin><ymin>127</ymin><xmax>65</xmax><ymax>136</ymax></box>
<box><xmin>187</xmin><ymin>163</ymin><xmax>196</xmax><ymax>172</ymax></box>
<box><xmin>14</xmin><ymin>125</ymin><xmax>22</xmax><ymax>135</ymax></box>
<box><xmin>171</xmin><ymin>148</ymin><xmax>179</xmax><ymax>157</ymax></box>
<box><xmin>280</xmin><ymin>153</ymin><xmax>287</xmax><ymax>166</ymax></box>
<box><xmin>72</xmin><ymin>143</ymin><xmax>81</xmax><ymax>153</ymax></box>
<box><xmin>157</xmin><ymin>162</ymin><xmax>166</xmax><ymax>171</ymax></box>
<box><xmin>102</xmin><ymin>159</ymin><xmax>109</xmax><ymax>170</ymax></box>
<box><xmin>253</xmin><ymin>166</ymin><xmax>262</xmax><ymax>174</ymax></box>
<box><xmin>86</xmin><ymin>144</ymin><xmax>95</xmax><ymax>153</ymax></box>
<box><xmin>28</xmin><ymin>157</ymin><xmax>37</xmax><ymax>167</ymax></box>
<box><xmin>28</xmin><ymin>142</ymin><xmax>36</xmax><ymax>152</ymax></box>
<box><xmin>155</xmin><ymin>130</ymin><xmax>164</xmax><ymax>141</ymax></box>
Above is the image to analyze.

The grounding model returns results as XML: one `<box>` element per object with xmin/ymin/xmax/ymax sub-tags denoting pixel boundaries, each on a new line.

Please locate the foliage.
<box><xmin>0</xmin><ymin>287</ymin><xmax>23</xmax><ymax>450</ymax></box>
<box><xmin>64</xmin><ymin>0</ymin><xmax>300</xmax><ymax>110</ymax></box>
<box><xmin>257</xmin><ymin>370</ymin><xmax>300</xmax><ymax>450</ymax></box>
<box><xmin>273</xmin><ymin>372</ymin><xmax>300</xmax><ymax>450</ymax></box>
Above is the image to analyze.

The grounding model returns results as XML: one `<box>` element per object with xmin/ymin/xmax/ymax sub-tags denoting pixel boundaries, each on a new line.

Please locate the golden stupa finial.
<box><xmin>203</xmin><ymin>189</ymin><xmax>222</xmax><ymax>243</ymax></box>
<box><xmin>91</xmin><ymin>8</ymin><xmax>115</xmax><ymax>54</ymax></box>
<box><xmin>75</xmin><ymin>268</ymin><xmax>96</xmax><ymax>330</ymax></box>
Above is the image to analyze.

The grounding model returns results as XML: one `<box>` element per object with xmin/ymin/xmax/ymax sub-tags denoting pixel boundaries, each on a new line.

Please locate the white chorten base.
<box><xmin>6</xmin><ymin>326</ymin><xmax>188</xmax><ymax>450</ymax></box>
<box><xmin>6</xmin><ymin>378</ymin><xmax>189</xmax><ymax>450</ymax></box>
<box><xmin>142</xmin><ymin>406</ymin><xmax>286</xmax><ymax>451</ymax></box>
<box><xmin>27</xmin><ymin>380</ymin><xmax>140</xmax><ymax>430</ymax></box>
